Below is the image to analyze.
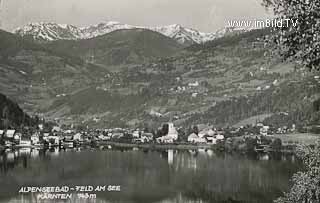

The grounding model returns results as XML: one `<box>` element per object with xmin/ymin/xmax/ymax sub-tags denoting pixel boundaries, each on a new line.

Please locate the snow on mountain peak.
<box><xmin>13</xmin><ymin>21</ymin><xmax>247</xmax><ymax>45</ymax></box>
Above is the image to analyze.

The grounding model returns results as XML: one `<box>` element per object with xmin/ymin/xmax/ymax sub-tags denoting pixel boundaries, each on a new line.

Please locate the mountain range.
<box><xmin>1</xmin><ymin>23</ymin><xmax>319</xmax><ymax>130</ymax></box>
<box><xmin>46</xmin><ymin>28</ymin><xmax>184</xmax><ymax>66</ymax></box>
<box><xmin>14</xmin><ymin>21</ymin><xmax>245</xmax><ymax>46</ymax></box>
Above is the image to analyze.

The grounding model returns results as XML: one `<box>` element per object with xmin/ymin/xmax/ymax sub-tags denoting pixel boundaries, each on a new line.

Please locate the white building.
<box><xmin>216</xmin><ymin>134</ymin><xmax>225</xmax><ymax>140</ymax></box>
<box><xmin>188</xmin><ymin>81</ymin><xmax>199</xmax><ymax>87</ymax></box>
<box><xmin>73</xmin><ymin>133</ymin><xmax>83</xmax><ymax>141</ymax></box>
<box><xmin>132</xmin><ymin>130</ymin><xmax>140</xmax><ymax>138</ymax></box>
<box><xmin>188</xmin><ymin>133</ymin><xmax>206</xmax><ymax>143</ymax></box>
<box><xmin>141</xmin><ymin>133</ymin><xmax>153</xmax><ymax>142</ymax></box>
<box><xmin>5</xmin><ymin>130</ymin><xmax>15</xmax><ymax>139</ymax></box>
<box><xmin>156</xmin><ymin>123</ymin><xmax>178</xmax><ymax>143</ymax></box>
<box><xmin>52</xmin><ymin>126</ymin><xmax>61</xmax><ymax>132</ymax></box>
<box><xmin>31</xmin><ymin>134</ymin><xmax>40</xmax><ymax>145</ymax></box>
<box><xmin>198</xmin><ymin>129</ymin><xmax>215</xmax><ymax>138</ymax></box>
<box><xmin>14</xmin><ymin>133</ymin><xmax>22</xmax><ymax>141</ymax></box>
<box><xmin>260</xmin><ymin>126</ymin><xmax>270</xmax><ymax>136</ymax></box>
<box><xmin>206</xmin><ymin>134</ymin><xmax>224</xmax><ymax>145</ymax></box>
<box><xmin>42</xmin><ymin>133</ymin><xmax>50</xmax><ymax>141</ymax></box>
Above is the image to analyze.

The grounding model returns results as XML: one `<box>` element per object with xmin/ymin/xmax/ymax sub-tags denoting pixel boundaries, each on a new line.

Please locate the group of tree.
<box><xmin>261</xmin><ymin>0</ymin><xmax>319</xmax><ymax>202</ymax></box>
<box><xmin>0</xmin><ymin>93</ymin><xmax>39</xmax><ymax>129</ymax></box>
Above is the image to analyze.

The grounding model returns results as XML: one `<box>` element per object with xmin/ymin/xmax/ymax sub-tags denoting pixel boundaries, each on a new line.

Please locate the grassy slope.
<box><xmin>47</xmin><ymin>29</ymin><xmax>318</xmax><ymax>128</ymax></box>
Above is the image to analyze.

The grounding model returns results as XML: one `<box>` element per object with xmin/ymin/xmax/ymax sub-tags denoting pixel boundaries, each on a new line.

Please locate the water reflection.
<box><xmin>168</xmin><ymin>150</ymin><xmax>174</xmax><ymax>165</ymax></box>
<box><xmin>0</xmin><ymin>147</ymin><xmax>301</xmax><ymax>203</ymax></box>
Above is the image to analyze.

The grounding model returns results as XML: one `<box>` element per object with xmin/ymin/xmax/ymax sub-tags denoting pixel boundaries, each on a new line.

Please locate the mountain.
<box><xmin>14</xmin><ymin>22</ymin><xmax>219</xmax><ymax>45</ymax></box>
<box><xmin>150</xmin><ymin>24</ymin><xmax>216</xmax><ymax>45</ymax></box>
<box><xmin>14</xmin><ymin>22</ymin><xmax>82</xmax><ymax>42</ymax></box>
<box><xmin>46</xmin><ymin>28</ymin><xmax>184</xmax><ymax>66</ymax></box>
<box><xmin>46</xmin><ymin>28</ymin><xmax>319</xmax><ymax>129</ymax></box>
<box><xmin>0</xmin><ymin>29</ymin><xmax>111</xmax><ymax>114</ymax></box>
<box><xmin>4</xmin><ymin>26</ymin><xmax>319</xmax><ymax>129</ymax></box>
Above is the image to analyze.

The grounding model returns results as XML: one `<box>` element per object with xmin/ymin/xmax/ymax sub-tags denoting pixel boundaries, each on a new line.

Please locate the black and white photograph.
<box><xmin>0</xmin><ymin>0</ymin><xmax>319</xmax><ymax>202</ymax></box>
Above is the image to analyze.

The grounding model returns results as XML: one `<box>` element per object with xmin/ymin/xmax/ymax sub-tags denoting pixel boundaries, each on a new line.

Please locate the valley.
<box><xmin>0</xmin><ymin>25</ymin><xmax>319</xmax><ymax>131</ymax></box>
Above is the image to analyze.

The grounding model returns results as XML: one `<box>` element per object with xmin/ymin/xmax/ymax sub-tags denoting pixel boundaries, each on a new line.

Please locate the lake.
<box><xmin>0</xmin><ymin>147</ymin><xmax>302</xmax><ymax>203</ymax></box>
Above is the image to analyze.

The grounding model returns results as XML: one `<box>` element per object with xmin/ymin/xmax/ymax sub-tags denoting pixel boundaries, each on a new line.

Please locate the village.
<box><xmin>1</xmin><ymin>121</ymin><xmax>315</xmax><ymax>154</ymax></box>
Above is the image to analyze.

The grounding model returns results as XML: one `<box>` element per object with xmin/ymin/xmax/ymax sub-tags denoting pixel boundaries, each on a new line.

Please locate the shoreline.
<box><xmin>1</xmin><ymin>140</ymin><xmax>299</xmax><ymax>153</ymax></box>
<box><xmin>99</xmin><ymin>141</ymin><xmax>217</xmax><ymax>150</ymax></box>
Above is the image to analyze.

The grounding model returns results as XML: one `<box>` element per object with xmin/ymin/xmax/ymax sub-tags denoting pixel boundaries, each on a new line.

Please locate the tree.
<box><xmin>263</xmin><ymin>0</ymin><xmax>320</xmax><ymax>70</ymax></box>
<box><xmin>262</xmin><ymin>1</ymin><xmax>320</xmax><ymax>202</ymax></box>
<box><xmin>193</xmin><ymin>125</ymin><xmax>199</xmax><ymax>135</ymax></box>
<box><xmin>275</xmin><ymin>144</ymin><xmax>320</xmax><ymax>203</ymax></box>
<box><xmin>270</xmin><ymin>138</ymin><xmax>282</xmax><ymax>151</ymax></box>
<box><xmin>1</xmin><ymin>106</ymin><xmax>10</xmax><ymax>129</ymax></box>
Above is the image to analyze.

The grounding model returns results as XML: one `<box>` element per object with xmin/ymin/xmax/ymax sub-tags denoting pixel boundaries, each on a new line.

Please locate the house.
<box><xmin>188</xmin><ymin>81</ymin><xmax>199</xmax><ymax>87</ymax></box>
<box><xmin>256</xmin><ymin>123</ymin><xmax>264</xmax><ymax>127</ymax></box>
<box><xmin>5</xmin><ymin>130</ymin><xmax>16</xmax><ymax>139</ymax></box>
<box><xmin>112</xmin><ymin>132</ymin><xmax>124</xmax><ymax>139</ymax></box>
<box><xmin>0</xmin><ymin>130</ymin><xmax>4</xmax><ymax>137</ymax></box>
<box><xmin>65</xmin><ymin>129</ymin><xmax>74</xmax><ymax>134</ymax></box>
<box><xmin>132</xmin><ymin>130</ymin><xmax>140</xmax><ymax>138</ymax></box>
<box><xmin>31</xmin><ymin>134</ymin><xmax>40</xmax><ymax>145</ymax></box>
<box><xmin>52</xmin><ymin>126</ymin><xmax>61</xmax><ymax>132</ymax></box>
<box><xmin>14</xmin><ymin>133</ymin><xmax>22</xmax><ymax>141</ymax></box>
<box><xmin>188</xmin><ymin>133</ymin><xmax>206</xmax><ymax>143</ymax></box>
<box><xmin>97</xmin><ymin>133</ymin><xmax>110</xmax><ymax>141</ymax></box>
<box><xmin>216</xmin><ymin>134</ymin><xmax>225</xmax><ymax>140</ymax></box>
<box><xmin>134</xmin><ymin>133</ymin><xmax>153</xmax><ymax>143</ymax></box>
<box><xmin>260</xmin><ymin>126</ymin><xmax>270</xmax><ymax>136</ymax></box>
<box><xmin>38</xmin><ymin>124</ymin><xmax>44</xmax><ymax>130</ymax></box>
<box><xmin>206</xmin><ymin>134</ymin><xmax>224</xmax><ymax>145</ymax></box>
<box><xmin>42</xmin><ymin>133</ymin><xmax>50</xmax><ymax>141</ymax></box>
<box><xmin>206</xmin><ymin>136</ymin><xmax>217</xmax><ymax>145</ymax></box>
<box><xmin>73</xmin><ymin>133</ymin><xmax>83</xmax><ymax>141</ymax></box>
<box><xmin>198</xmin><ymin>128</ymin><xmax>215</xmax><ymax>138</ymax></box>
<box><xmin>141</xmin><ymin>133</ymin><xmax>153</xmax><ymax>142</ymax></box>
<box><xmin>101</xmin><ymin>135</ymin><xmax>111</xmax><ymax>141</ymax></box>
<box><xmin>156</xmin><ymin>136</ymin><xmax>175</xmax><ymax>143</ymax></box>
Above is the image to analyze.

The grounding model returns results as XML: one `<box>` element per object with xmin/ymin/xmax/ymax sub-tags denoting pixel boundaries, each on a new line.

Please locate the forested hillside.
<box><xmin>0</xmin><ymin>93</ymin><xmax>35</xmax><ymax>129</ymax></box>
<box><xmin>185</xmin><ymin>74</ymin><xmax>320</xmax><ymax>128</ymax></box>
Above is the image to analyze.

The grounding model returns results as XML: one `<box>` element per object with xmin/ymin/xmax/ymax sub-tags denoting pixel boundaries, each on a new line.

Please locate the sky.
<box><xmin>0</xmin><ymin>0</ymin><xmax>272</xmax><ymax>32</ymax></box>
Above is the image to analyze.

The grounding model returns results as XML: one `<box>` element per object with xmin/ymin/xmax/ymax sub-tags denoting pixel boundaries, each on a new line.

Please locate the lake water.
<box><xmin>0</xmin><ymin>147</ymin><xmax>302</xmax><ymax>203</ymax></box>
